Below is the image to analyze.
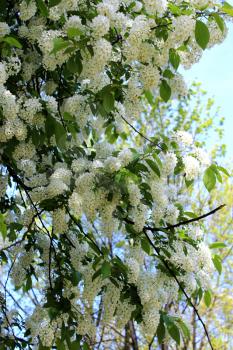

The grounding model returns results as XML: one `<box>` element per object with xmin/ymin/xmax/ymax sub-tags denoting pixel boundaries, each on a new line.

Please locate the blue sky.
<box><xmin>182</xmin><ymin>18</ymin><xmax>233</xmax><ymax>158</ymax></box>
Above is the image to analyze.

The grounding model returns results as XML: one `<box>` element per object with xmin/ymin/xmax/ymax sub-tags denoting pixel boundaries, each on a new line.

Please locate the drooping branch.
<box><xmin>120</xmin><ymin>114</ymin><xmax>161</xmax><ymax>148</ymax></box>
<box><xmin>122</xmin><ymin>204</ymin><xmax>226</xmax><ymax>350</ymax></box>
<box><xmin>144</xmin><ymin>204</ymin><xmax>226</xmax><ymax>232</ymax></box>
<box><xmin>66</xmin><ymin>207</ymin><xmax>103</xmax><ymax>256</ymax></box>
<box><xmin>2</xmin><ymin>155</ymin><xmax>33</xmax><ymax>191</ymax></box>
<box><xmin>143</xmin><ymin>229</ymin><xmax>214</xmax><ymax>350</ymax></box>
<box><xmin>0</xmin><ymin>239</ymin><xmax>24</xmax><ymax>253</ymax></box>
<box><xmin>164</xmin><ymin>204</ymin><xmax>226</xmax><ymax>230</ymax></box>
<box><xmin>123</xmin><ymin>204</ymin><xmax>226</xmax><ymax>235</ymax></box>
<box><xmin>0</xmin><ymin>280</ymin><xmax>28</xmax><ymax>315</ymax></box>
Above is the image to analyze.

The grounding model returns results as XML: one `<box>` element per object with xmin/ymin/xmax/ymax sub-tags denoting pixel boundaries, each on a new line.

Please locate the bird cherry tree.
<box><xmin>0</xmin><ymin>0</ymin><xmax>232</xmax><ymax>349</ymax></box>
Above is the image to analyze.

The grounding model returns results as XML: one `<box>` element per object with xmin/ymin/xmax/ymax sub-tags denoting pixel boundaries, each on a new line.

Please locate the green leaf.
<box><xmin>169</xmin><ymin>3</ymin><xmax>182</xmax><ymax>15</ymax></box>
<box><xmin>63</xmin><ymin>112</ymin><xmax>75</xmax><ymax>121</ymax></box>
<box><xmin>115</xmin><ymin>240</ymin><xmax>125</xmax><ymax>248</ymax></box>
<box><xmin>157</xmin><ymin>318</ymin><xmax>166</xmax><ymax>344</ymax></box>
<box><xmin>209</xmin><ymin>242</ymin><xmax>226</xmax><ymax>249</ymax></box>
<box><xmin>169</xmin><ymin>48</ymin><xmax>180</xmax><ymax>70</ymax></box>
<box><xmin>141</xmin><ymin>238</ymin><xmax>151</xmax><ymax>255</ymax></box>
<box><xmin>222</xmin><ymin>1</ymin><xmax>233</xmax><ymax>16</ymax></box>
<box><xmin>0</xmin><ymin>0</ymin><xmax>7</xmax><ymax>20</ymax></box>
<box><xmin>66</xmin><ymin>55</ymin><xmax>83</xmax><ymax>74</ymax></box>
<box><xmin>36</xmin><ymin>0</ymin><xmax>49</xmax><ymax>16</ymax></box>
<box><xmin>195</xmin><ymin>20</ymin><xmax>210</xmax><ymax>50</ymax></box>
<box><xmin>211</xmin><ymin>13</ymin><xmax>225</xmax><ymax>33</ymax></box>
<box><xmin>101</xmin><ymin>261</ymin><xmax>111</xmax><ymax>279</ymax></box>
<box><xmin>167</xmin><ymin>323</ymin><xmax>180</xmax><ymax>345</ymax></box>
<box><xmin>103</xmin><ymin>91</ymin><xmax>115</xmax><ymax>113</ymax></box>
<box><xmin>144</xmin><ymin>90</ymin><xmax>154</xmax><ymax>105</ymax></box>
<box><xmin>160</xmin><ymin>80</ymin><xmax>171</xmax><ymax>102</ymax></box>
<box><xmin>177</xmin><ymin>319</ymin><xmax>190</xmax><ymax>339</ymax></box>
<box><xmin>212</xmin><ymin>254</ymin><xmax>222</xmax><ymax>274</ymax></box>
<box><xmin>67</xmin><ymin>27</ymin><xmax>83</xmax><ymax>38</ymax></box>
<box><xmin>56</xmin><ymin>339</ymin><xmax>66</xmax><ymax>350</ymax></box>
<box><xmin>55</xmin><ymin>121</ymin><xmax>67</xmax><ymax>149</ymax></box>
<box><xmin>92</xmin><ymin>268</ymin><xmax>101</xmax><ymax>281</ymax></box>
<box><xmin>49</xmin><ymin>0</ymin><xmax>62</xmax><ymax>7</ymax></box>
<box><xmin>145</xmin><ymin>159</ymin><xmax>160</xmax><ymax>177</ymax></box>
<box><xmin>69</xmin><ymin>340</ymin><xmax>80</xmax><ymax>350</ymax></box>
<box><xmin>209</xmin><ymin>164</ymin><xmax>222</xmax><ymax>183</ymax></box>
<box><xmin>3</xmin><ymin>36</ymin><xmax>22</xmax><ymax>49</ymax></box>
<box><xmin>51</xmin><ymin>37</ymin><xmax>71</xmax><ymax>55</ymax></box>
<box><xmin>25</xmin><ymin>275</ymin><xmax>32</xmax><ymax>291</ymax></box>
<box><xmin>218</xmin><ymin>166</ymin><xmax>230</xmax><ymax>177</ymax></box>
<box><xmin>203</xmin><ymin>167</ymin><xmax>216</xmax><ymax>192</ymax></box>
<box><xmin>38</xmin><ymin>341</ymin><xmax>50</xmax><ymax>350</ymax></box>
<box><xmin>204</xmin><ymin>290</ymin><xmax>212</xmax><ymax>307</ymax></box>
<box><xmin>0</xmin><ymin>214</ymin><xmax>7</xmax><ymax>240</ymax></box>
<box><xmin>152</xmin><ymin>152</ymin><xmax>163</xmax><ymax>168</ymax></box>
<box><xmin>71</xmin><ymin>270</ymin><xmax>82</xmax><ymax>286</ymax></box>
<box><xmin>163</xmin><ymin>68</ymin><xmax>175</xmax><ymax>79</ymax></box>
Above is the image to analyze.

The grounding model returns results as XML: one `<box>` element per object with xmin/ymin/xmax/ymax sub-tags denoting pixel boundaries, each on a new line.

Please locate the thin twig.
<box><xmin>0</xmin><ymin>280</ymin><xmax>28</xmax><ymax>315</ymax></box>
<box><xmin>148</xmin><ymin>333</ymin><xmax>156</xmax><ymax>350</ymax></box>
<box><xmin>120</xmin><ymin>115</ymin><xmax>162</xmax><ymax>149</ymax></box>
<box><xmin>66</xmin><ymin>208</ymin><xmax>103</xmax><ymax>256</ymax></box>
<box><xmin>48</xmin><ymin>238</ymin><xmax>53</xmax><ymax>291</ymax></box>
<box><xmin>0</xmin><ymin>239</ymin><xmax>23</xmax><ymax>253</ymax></box>
<box><xmin>2</xmin><ymin>155</ymin><xmax>32</xmax><ymax>191</ymax></box>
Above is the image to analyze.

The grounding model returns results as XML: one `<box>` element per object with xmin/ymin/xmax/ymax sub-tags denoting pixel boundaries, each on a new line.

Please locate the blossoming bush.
<box><xmin>0</xmin><ymin>0</ymin><xmax>232</xmax><ymax>349</ymax></box>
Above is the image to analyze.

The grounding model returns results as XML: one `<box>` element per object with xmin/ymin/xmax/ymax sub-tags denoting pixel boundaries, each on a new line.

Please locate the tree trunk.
<box><xmin>124</xmin><ymin>323</ymin><xmax>131</xmax><ymax>350</ymax></box>
<box><xmin>129</xmin><ymin>320</ymin><xmax>139</xmax><ymax>350</ymax></box>
<box><xmin>192</xmin><ymin>308</ymin><xmax>196</xmax><ymax>350</ymax></box>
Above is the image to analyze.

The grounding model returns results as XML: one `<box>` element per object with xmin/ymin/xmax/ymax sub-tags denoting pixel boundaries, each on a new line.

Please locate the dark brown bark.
<box><xmin>128</xmin><ymin>320</ymin><xmax>139</xmax><ymax>350</ymax></box>
<box><xmin>124</xmin><ymin>323</ymin><xmax>131</xmax><ymax>350</ymax></box>
<box><xmin>192</xmin><ymin>308</ymin><xmax>197</xmax><ymax>350</ymax></box>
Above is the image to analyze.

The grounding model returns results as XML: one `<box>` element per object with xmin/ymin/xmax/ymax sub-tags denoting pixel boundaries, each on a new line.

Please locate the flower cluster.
<box><xmin>0</xmin><ymin>0</ymin><xmax>229</xmax><ymax>349</ymax></box>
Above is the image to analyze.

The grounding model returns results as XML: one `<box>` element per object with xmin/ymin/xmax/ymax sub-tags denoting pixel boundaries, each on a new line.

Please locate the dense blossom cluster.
<box><xmin>0</xmin><ymin>0</ymin><xmax>230</xmax><ymax>349</ymax></box>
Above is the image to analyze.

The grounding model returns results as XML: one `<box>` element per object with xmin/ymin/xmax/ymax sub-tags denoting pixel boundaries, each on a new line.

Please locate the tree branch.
<box><xmin>144</xmin><ymin>204</ymin><xmax>226</xmax><ymax>232</ymax></box>
<box><xmin>143</xmin><ymin>229</ymin><xmax>214</xmax><ymax>350</ymax></box>
<box><xmin>66</xmin><ymin>207</ymin><xmax>103</xmax><ymax>256</ymax></box>
<box><xmin>120</xmin><ymin>114</ymin><xmax>162</xmax><ymax>149</ymax></box>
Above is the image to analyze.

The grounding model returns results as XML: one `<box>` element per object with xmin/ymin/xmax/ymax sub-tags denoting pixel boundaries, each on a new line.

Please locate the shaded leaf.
<box><xmin>101</xmin><ymin>261</ymin><xmax>111</xmax><ymax>279</ymax></box>
<box><xmin>145</xmin><ymin>159</ymin><xmax>160</xmax><ymax>177</ymax></box>
<box><xmin>51</xmin><ymin>37</ymin><xmax>71</xmax><ymax>55</ymax></box>
<box><xmin>204</xmin><ymin>290</ymin><xmax>212</xmax><ymax>307</ymax></box>
<box><xmin>3</xmin><ymin>36</ymin><xmax>22</xmax><ymax>49</ymax></box>
<box><xmin>195</xmin><ymin>20</ymin><xmax>210</xmax><ymax>49</ymax></box>
<box><xmin>36</xmin><ymin>0</ymin><xmax>49</xmax><ymax>16</ymax></box>
<box><xmin>169</xmin><ymin>48</ymin><xmax>180</xmax><ymax>70</ymax></box>
<box><xmin>0</xmin><ymin>214</ymin><xmax>7</xmax><ymax>240</ymax></box>
<box><xmin>49</xmin><ymin>0</ymin><xmax>62</xmax><ymax>7</ymax></box>
<box><xmin>160</xmin><ymin>80</ymin><xmax>171</xmax><ymax>102</ymax></box>
<box><xmin>211</xmin><ymin>13</ymin><xmax>225</xmax><ymax>32</ymax></box>
<box><xmin>103</xmin><ymin>91</ymin><xmax>115</xmax><ymax>113</ymax></box>
<box><xmin>157</xmin><ymin>318</ymin><xmax>166</xmax><ymax>344</ymax></box>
